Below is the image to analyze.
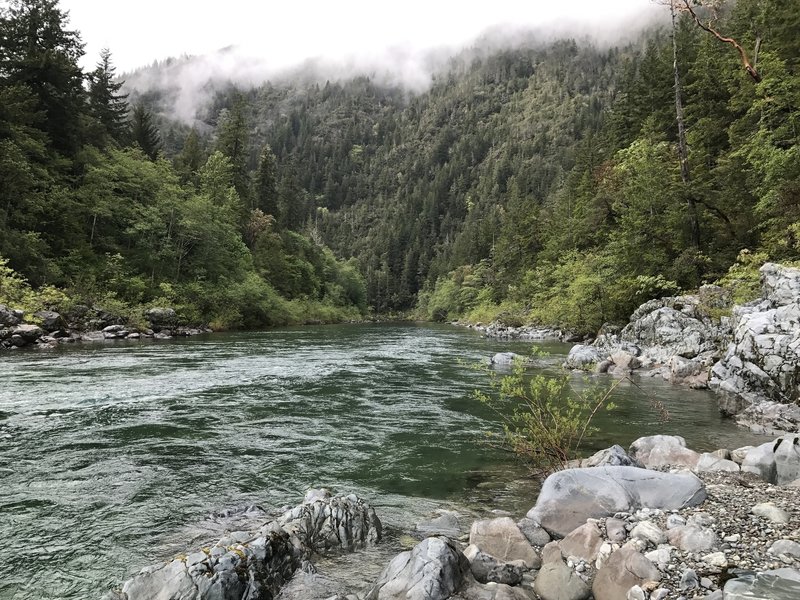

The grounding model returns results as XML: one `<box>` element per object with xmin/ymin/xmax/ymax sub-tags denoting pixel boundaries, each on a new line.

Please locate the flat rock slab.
<box><xmin>527</xmin><ymin>466</ymin><xmax>707</xmax><ymax>538</ymax></box>
<box><xmin>724</xmin><ymin>568</ymin><xmax>800</xmax><ymax>600</ymax></box>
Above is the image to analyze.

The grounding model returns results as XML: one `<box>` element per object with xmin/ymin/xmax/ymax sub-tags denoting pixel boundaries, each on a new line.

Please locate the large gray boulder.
<box><xmin>12</xmin><ymin>323</ymin><xmax>44</xmax><ymax>343</ymax></box>
<box><xmin>741</xmin><ymin>436</ymin><xmax>800</xmax><ymax>485</ymax></box>
<box><xmin>723</xmin><ymin>568</ymin><xmax>800</xmax><ymax>600</ymax></box>
<box><xmin>628</xmin><ymin>435</ymin><xmax>700</xmax><ymax>470</ymax></box>
<box><xmin>278</xmin><ymin>492</ymin><xmax>381</xmax><ymax>553</ymax></box>
<box><xmin>33</xmin><ymin>310</ymin><xmax>65</xmax><ymax>332</ymax></box>
<box><xmin>145</xmin><ymin>307</ymin><xmax>178</xmax><ymax>329</ymax></box>
<box><xmin>710</xmin><ymin>263</ymin><xmax>800</xmax><ymax>417</ymax></box>
<box><xmin>366</xmin><ymin>537</ymin><xmax>470</xmax><ymax>600</ymax></box>
<box><xmin>580</xmin><ymin>445</ymin><xmax>644</xmax><ymax>468</ymax></box>
<box><xmin>527</xmin><ymin>466</ymin><xmax>706</xmax><ymax>538</ymax></box>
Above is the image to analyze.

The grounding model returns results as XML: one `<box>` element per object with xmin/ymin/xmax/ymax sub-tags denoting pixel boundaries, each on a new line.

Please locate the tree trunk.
<box><xmin>671</xmin><ymin>4</ymin><xmax>701</xmax><ymax>249</ymax></box>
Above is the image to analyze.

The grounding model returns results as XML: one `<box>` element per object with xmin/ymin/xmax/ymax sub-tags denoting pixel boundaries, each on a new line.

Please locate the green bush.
<box><xmin>476</xmin><ymin>358</ymin><xmax>618</xmax><ymax>477</ymax></box>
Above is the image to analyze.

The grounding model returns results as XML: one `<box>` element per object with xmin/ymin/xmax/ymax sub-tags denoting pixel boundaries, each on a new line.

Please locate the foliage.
<box><xmin>476</xmin><ymin>358</ymin><xmax>618</xmax><ymax>476</ymax></box>
<box><xmin>715</xmin><ymin>249</ymin><xmax>770</xmax><ymax>305</ymax></box>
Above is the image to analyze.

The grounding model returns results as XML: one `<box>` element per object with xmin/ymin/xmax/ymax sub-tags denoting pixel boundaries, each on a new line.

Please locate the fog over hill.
<box><xmin>113</xmin><ymin>6</ymin><xmax>664</xmax><ymax>122</ymax></box>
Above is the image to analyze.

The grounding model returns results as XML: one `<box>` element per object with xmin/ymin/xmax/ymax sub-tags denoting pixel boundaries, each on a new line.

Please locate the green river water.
<box><xmin>0</xmin><ymin>323</ymin><xmax>772</xmax><ymax>599</ymax></box>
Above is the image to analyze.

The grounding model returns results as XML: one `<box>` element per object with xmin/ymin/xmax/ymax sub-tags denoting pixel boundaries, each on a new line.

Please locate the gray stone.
<box><xmin>533</xmin><ymin>553</ymin><xmax>592</xmax><ymax>600</ymax></box>
<box><xmin>559</xmin><ymin>521</ymin><xmax>603</xmax><ymax>562</ymax></box>
<box><xmin>742</xmin><ymin>441</ymin><xmax>778</xmax><ymax>482</ymax></box>
<box><xmin>581</xmin><ymin>445</ymin><xmax>644</xmax><ymax>468</ymax></box>
<box><xmin>769</xmin><ymin>540</ymin><xmax>800</xmax><ymax>558</ymax></box>
<box><xmin>751</xmin><ymin>502</ymin><xmax>790</xmax><ymax>524</ymax></box>
<box><xmin>695</xmin><ymin>452</ymin><xmax>740</xmax><ymax>473</ymax></box>
<box><xmin>491</xmin><ymin>352</ymin><xmax>525</xmax><ymax>366</ymax></box>
<box><xmin>366</xmin><ymin>537</ymin><xmax>470</xmax><ymax>600</ymax></box>
<box><xmin>605</xmin><ymin>518</ymin><xmax>627</xmax><ymax>543</ymax></box>
<box><xmin>0</xmin><ymin>304</ymin><xmax>22</xmax><ymax>326</ymax></box>
<box><xmin>564</xmin><ymin>344</ymin><xmax>603</xmax><ymax>370</ymax></box>
<box><xmin>145</xmin><ymin>307</ymin><xmax>178</xmax><ymax>328</ymax></box>
<box><xmin>702</xmin><ymin>551</ymin><xmax>728</xmax><ymax>569</ymax></box>
<box><xmin>416</xmin><ymin>511</ymin><xmax>462</xmax><ymax>539</ymax></box>
<box><xmin>666</xmin><ymin>514</ymin><xmax>686</xmax><ymax>529</ymax></box>
<box><xmin>592</xmin><ymin>547</ymin><xmax>661</xmax><ymax>600</ymax></box>
<box><xmin>629</xmin><ymin>435</ymin><xmax>700</xmax><ymax>469</ymax></box>
<box><xmin>630</xmin><ymin>521</ymin><xmax>666</xmax><ymax>547</ymax></box>
<box><xmin>469</xmin><ymin>517</ymin><xmax>540</xmax><ymax>569</ymax></box>
<box><xmin>527</xmin><ymin>466</ymin><xmax>706</xmax><ymax>538</ymax></box>
<box><xmin>667</xmin><ymin>525</ymin><xmax>717</xmax><ymax>552</ymax></box>
<box><xmin>12</xmin><ymin>323</ymin><xmax>44</xmax><ymax>342</ymax></box>
<box><xmin>516</xmin><ymin>517</ymin><xmax>551</xmax><ymax>547</ymax></box>
<box><xmin>644</xmin><ymin>546</ymin><xmax>672</xmax><ymax>570</ymax></box>
<box><xmin>774</xmin><ymin>435</ymin><xmax>800</xmax><ymax>484</ymax></box>
<box><xmin>626</xmin><ymin>585</ymin><xmax>646</xmax><ymax>600</ymax></box>
<box><xmin>680</xmin><ymin>568</ymin><xmax>698</xmax><ymax>591</ymax></box>
<box><xmin>723</xmin><ymin>568</ymin><xmax>800</xmax><ymax>600</ymax></box>
<box><xmin>33</xmin><ymin>310</ymin><xmax>65</xmax><ymax>332</ymax></box>
<box><xmin>463</xmin><ymin>545</ymin><xmax>523</xmax><ymax>586</ymax></box>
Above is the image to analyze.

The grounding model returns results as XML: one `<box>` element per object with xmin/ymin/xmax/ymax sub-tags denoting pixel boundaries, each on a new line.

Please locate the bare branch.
<box><xmin>675</xmin><ymin>0</ymin><xmax>762</xmax><ymax>82</ymax></box>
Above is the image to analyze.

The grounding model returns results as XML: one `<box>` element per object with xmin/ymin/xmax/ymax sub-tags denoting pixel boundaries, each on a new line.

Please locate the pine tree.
<box><xmin>0</xmin><ymin>0</ymin><xmax>87</xmax><ymax>158</ymax></box>
<box><xmin>130</xmin><ymin>103</ymin><xmax>161</xmax><ymax>160</ymax></box>
<box><xmin>252</xmin><ymin>145</ymin><xmax>278</xmax><ymax>217</ymax></box>
<box><xmin>88</xmin><ymin>48</ymin><xmax>128</xmax><ymax>145</ymax></box>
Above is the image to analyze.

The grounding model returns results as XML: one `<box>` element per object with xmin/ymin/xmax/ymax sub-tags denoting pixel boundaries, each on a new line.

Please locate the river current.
<box><xmin>0</xmin><ymin>323</ymin><xmax>771</xmax><ymax>599</ymax></box>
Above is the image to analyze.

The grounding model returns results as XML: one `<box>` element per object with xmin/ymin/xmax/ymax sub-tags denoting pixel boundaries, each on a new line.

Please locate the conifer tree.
<box><xmin>130</xmin><ymin>103</ymin><xmax>161</xmax><ymax>160</ymax></box>
<box><xmin>88</xmin><ymin>48</ymin><xmax>128</xmax><ymax>145</ymax></box>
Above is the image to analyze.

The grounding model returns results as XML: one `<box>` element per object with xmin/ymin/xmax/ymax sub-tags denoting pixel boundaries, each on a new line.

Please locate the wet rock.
<box><xmin>723</xmin><ymin>568</ymin><xmax>800</xmax><ymax>600</ymax></box>
<box><xmin>629</xmin><ymin>435</ymin><xmax>700</xmax><ymax>470</ymax></box>
<box><xmin>490</xmin><ymin>352</ymin><xmax>524</xmax><ymax>366</ymax></box>
<box><xmin>563</xmin><ymin>345</ymin><xmax>603</xmax><ymax>370</ymax></box>
<box><xmin>592</xmin><ymin>546</ymin><xmax>660</xmax><ymax>600</ymax></box>
<box><xmin>527</xmin><ymin>467</ymin><xmax>706</xmax><ymax>538</ymax></box>
<box><xmin>469</xmin><ymin>517</ymin><xmax>540</xmax><ymax>569</ymax></box>
<box><xmin>416</xmin><ymin>511</ymin><xmax>462</xmax><ymax>539</ymax></box>
<box><xmin>581</xmin><ymin>445</ymin><xmax>644</xmax><ymax>468</ymax></box>
<box><xmin>366</xmin><ymin>536</ymin><xmax>470</xmax><ymax>600</ymax></box>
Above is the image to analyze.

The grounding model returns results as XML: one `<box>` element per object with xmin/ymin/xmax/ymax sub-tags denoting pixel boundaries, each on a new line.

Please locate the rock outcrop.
<box><xmin>104</xmin><ymin>491</ymin><xmax>381</xmax><ymax>600</ymax></box>
<box><xmin>710</xmin><ymin>263</ymin><xmax>800</xmax><ymax>424</ymax></box>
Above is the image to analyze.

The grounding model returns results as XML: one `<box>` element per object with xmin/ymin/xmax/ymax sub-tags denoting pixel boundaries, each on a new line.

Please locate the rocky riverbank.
<box><xmin>562</xmin><ymin>263</ymin><xmax>800</xmax><ymax>437</ymax></box>
<box><xmin>106</xmin><ymin>434</ymin><xmax>800</xmax><ymax>600</ymax></box>
<box><xmin>0</xmin><ymin>304</ymin><xmax>211</xmax><ymax>350</ymax></box>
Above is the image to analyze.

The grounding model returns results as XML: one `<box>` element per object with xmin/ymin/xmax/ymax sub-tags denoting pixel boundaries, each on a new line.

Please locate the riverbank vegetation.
<box><xmin>1</xmin><ymin>0</ymin><xmax>798</xmax><ymax>332</ymax></box>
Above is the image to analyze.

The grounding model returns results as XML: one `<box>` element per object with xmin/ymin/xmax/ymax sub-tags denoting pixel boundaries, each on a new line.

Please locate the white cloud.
<box><xmin>64</xmin><ymin>0</ymin><xmax>661</xmax><ymax>73</ymax></box>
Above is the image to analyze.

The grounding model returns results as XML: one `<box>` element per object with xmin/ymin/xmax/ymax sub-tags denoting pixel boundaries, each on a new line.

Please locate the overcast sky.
<box><xmin>60</xmin><ymin>0</ymin><xmax>660</xmax><ymax>74</ymax></box>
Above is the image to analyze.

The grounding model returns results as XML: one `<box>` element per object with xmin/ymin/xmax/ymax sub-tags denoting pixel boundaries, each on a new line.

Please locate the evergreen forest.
<box><xmin>1</xmin><ymin>0</ymin><xmax>798</xmax><ymax>333</ymax></box>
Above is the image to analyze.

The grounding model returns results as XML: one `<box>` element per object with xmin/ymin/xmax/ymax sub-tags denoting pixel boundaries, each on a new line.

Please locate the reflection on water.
<box><xmin>0</xmin><ymin>324</ymin><xmax>771</xmax><ymax>598</ymax></box>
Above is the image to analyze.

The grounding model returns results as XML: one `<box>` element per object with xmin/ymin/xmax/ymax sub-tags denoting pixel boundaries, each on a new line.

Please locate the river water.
<box><xmin>0</xmin><ymin>323</ymin><xmax>772</xmax><ymax>599</ymax></box>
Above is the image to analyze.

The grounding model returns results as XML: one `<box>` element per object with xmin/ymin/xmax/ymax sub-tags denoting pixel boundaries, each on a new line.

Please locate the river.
<box><xmin>0</xmin><ymin>323</ymin><xmax>772</xmax><ymax>599</ymax></box>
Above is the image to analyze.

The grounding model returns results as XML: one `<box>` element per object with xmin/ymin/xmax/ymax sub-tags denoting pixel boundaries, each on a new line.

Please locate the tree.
<box><xmin>130</xmin><ymin>103</ymin><xmax>161</xmax><ymax>160</ymax></box>
<box><xmin>87</xmin><ymin>48</ymin><xmax>128</xmax><ymax>145</ymax></box>
<box><xmin>0</xmin><ymin>0</ymin><xmax>87</xmax><ymax>158</ymax></box>
<box><xmin>666</xmin><ymin>0</ymin><xmax>762</xmax><ymax>82</ymax></box>
<box><xmin>215</xmin><ymin>93</ymin><xmax>250</xmax><ymax>202</ymax></box>
<box><xmin>174</xmin><ymin>128</ymin><xmax>204</xmax><ymax>185</ymax></box>
<box><xmin>252</xmin><ymin>145</ymin><xmax>279</xmax><ymax>217</ymax></box>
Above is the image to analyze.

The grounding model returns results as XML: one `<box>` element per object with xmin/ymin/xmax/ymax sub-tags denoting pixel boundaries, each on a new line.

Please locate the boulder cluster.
<box><xmin>563</xmin><ymin>263</ymin><xmax>800</xmax><ymax>436</ymax></box>
<box><xmin>106</xmin><ymin>435</ymin><xmax>799</xmax><ymax>600</ymax></box>
<box><xmin>0</xmin><ymin>304</ymin><xmax>209</xmax><ymax>349</ymax></box>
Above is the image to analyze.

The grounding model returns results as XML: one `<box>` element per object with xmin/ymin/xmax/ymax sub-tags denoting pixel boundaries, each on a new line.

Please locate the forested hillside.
<box><xmin>2</xmin><ymin>0</ymin><xmax>798</xmax><ymax>333</ymax></box>
<box><xmin>0</xmin><ymin>0</ymin><xmax>367</xmax><ymax>328</ymax></box>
